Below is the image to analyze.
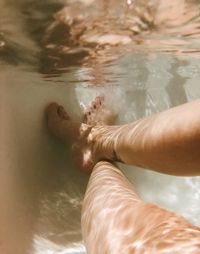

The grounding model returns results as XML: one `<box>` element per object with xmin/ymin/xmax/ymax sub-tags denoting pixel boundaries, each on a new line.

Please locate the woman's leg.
<box><xmin>46</xmin><ymin>98</ymin><xmax>200</xmax><ymax>253</ymax></box>
<box><xmin>82</xmin><ymin>161</ymin><xmax>200</xmax><ymax>254</ymax></box>
<box><xmin>46</xmin><ymin>98</ymin><xmax>200</xmax><ymax>176</ymax></box>
<box><xmin>88</xmin><ymin>99</ymin><xmax>200</xmax><ymax>176</ymax></box>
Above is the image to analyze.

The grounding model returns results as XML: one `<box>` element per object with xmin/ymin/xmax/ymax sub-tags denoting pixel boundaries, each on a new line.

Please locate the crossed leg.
<box><xmin>46</xmin><ymin>97</ymin><xmax>200</xmax><ymax>254</ymax></box>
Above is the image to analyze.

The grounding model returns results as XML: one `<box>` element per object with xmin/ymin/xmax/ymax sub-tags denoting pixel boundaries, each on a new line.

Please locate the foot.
<box><xmin>83</xmin><ymin>96</ymin><xmax>116</xmax><ymax>125</ymax></box>
<box><xmin>46</xmin><ymin>102</ymin><xmax>81</xmax><ymax>143</ymax></box>
<box><xmin>46</xmin><ymin>96</ymin><xmax>116</xmax><ymax>173</ymax></box>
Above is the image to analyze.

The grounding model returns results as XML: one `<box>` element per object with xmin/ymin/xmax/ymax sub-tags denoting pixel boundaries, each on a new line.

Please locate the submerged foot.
<box><xmin>46</xmin><ymin>96</ymin><xmax>116</xmax><ymax>173</ymax></box>
<box><xmin>83</xmin><ymin>96</ymin><xmax>116</xmax><ymax>125</ymax></box>
<box><xmin>46</xmin><ymin>102</ymin><xmax>81</xmax><ymax>142</ymax></box>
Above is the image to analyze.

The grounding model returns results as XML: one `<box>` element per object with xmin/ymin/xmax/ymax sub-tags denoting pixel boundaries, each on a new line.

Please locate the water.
<box><xmin>1</xmin><ymin>0</ymin><xmax>200</xmax><ymax>253</ymax></box>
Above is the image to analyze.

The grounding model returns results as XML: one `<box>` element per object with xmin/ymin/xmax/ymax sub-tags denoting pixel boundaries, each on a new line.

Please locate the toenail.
<box><xmin>57</xmin><ymin>106</ymin><xmax>62</xmax><ymax>113</ymax></box>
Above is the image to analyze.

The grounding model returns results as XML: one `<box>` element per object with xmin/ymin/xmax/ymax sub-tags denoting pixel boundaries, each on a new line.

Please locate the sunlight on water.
<box><xmin>33</xmin><ymin>236</ymin><xmax>86</xmax><ymax>254</ymax></box>
<box><xmin>1</xmin><ymin>0</ymin><xmax>200</xmax><ymax>253</ymax></box>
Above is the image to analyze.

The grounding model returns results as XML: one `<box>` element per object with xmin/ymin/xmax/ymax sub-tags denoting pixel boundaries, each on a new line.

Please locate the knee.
<box><xmin>93</xmin><ymin>160</ymin><xmax>114</xmax><ymax>170</ymax></box>
<box><xmin>92</xmin><ymin>161</ymin><xmax>121</xmax><ymax>177</ymax></box>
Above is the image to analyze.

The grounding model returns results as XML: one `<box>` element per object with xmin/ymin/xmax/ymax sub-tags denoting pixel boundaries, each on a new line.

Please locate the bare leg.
<box><xmin>46</xmin><ymin>98</ymin><xmax>200</xmax><ymax>253</ymax></box>
<box><xmin>46</xmin><ymin>99</ymin><xmax>200</xmax><ymax>176</ymax></box>
<box><xmin>89</xmin><ymin>99</ymin><xmax>200</xmax><ymax>176</ymax></box>
<box><xmin>82</xmin><ymin>161</ymin><xmax>200</xmax><ymax>254</ymax></box>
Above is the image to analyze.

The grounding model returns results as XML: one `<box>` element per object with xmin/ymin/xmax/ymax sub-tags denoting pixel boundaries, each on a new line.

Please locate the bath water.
<box><xmin>1</xmin><ymin>0</ymin><xmax>200</xmax><ymax>253</ymax></box>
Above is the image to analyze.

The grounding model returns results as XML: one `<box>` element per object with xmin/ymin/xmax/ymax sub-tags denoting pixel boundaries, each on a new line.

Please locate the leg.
<box><xmin>82</xmin><ymin>161</ymin><xmax>200</xmax><ymax>254</ymax></box>
<box><xmin>81</xmin><ymin>161</ymin><xmax>141</xmax><ymax>254</ymax></box>
<box><xmin>89</xmin><ymin>99</ymin><xmax>200</xmax><ymax>176</ymax></box>
<box><xmin>46</xmin><ymin>98</ymin><xmax>200</xmax><ymax>176</ymax></box>
<box><xmin>46</xmin><ymin>98</ymin><xmax>200</xmax><ymax>253</ymax></box>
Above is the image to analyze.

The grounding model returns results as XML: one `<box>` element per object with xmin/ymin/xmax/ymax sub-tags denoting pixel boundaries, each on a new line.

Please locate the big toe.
<box><xmin>46</xmin><ymin>103</ymin><xmax>70</xmax><ymax>121</ymax></box>
<box><xmin>57</xmin><ymin>105</ymin><xmax>70</xmax><ymax>120</ymax></box>
<box><xmin>46</xmin><ymin>102</ymin><xmax>69</xmax><ymax>137</ymax></box>
<box><xmin>46</xmin><ymin>102</ymin><xmax>59</xmax><ymax>118</ymax></box>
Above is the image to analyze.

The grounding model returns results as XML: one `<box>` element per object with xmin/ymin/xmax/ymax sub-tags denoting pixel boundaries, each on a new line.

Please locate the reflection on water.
<box><xmin>1</xmin><ymin>0</ymin><xmax>200</xmax><ymax>253</ymax></box>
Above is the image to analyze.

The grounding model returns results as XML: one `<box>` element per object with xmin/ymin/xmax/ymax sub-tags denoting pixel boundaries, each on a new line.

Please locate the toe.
<box><xmin>91</xmin><ymin>101</ymin><xmax>97</xmax><ymax>110</ymax></box>
<box><xmin>57</xmin><ymin>106</ymin><xmax>70</xmax><ymax>120</ymax></box>
<box><xmin>83</xmin><ymin>109</ymin><xmax>92</xmax><ymax>123</ymax></box>
<box><xmin>46</xmin><ymin>102</ymin><xmax>68</xmax><ymax>138</ymax></box>
<box><xmin>46</xmin><ymin>102</ymin><xmax>59</xmax><ymax>117</ymax></box>
<box><xmin>95</xmin><ymin>95</ymin><xmax>104</xmax><ymax>106</ymax></box>
<box><xmin>82</xmin><ymin>113</ymin><xmax>88</xmax><ymax>123</ymax></box>
<box><xmin>46</xmin><ymin>103</ymin><xmax>70</xmax><ymax>121</ymax></box>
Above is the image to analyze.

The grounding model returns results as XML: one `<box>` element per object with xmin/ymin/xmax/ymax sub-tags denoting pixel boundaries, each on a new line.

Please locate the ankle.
<box><xmin>88</xmin><ymin>125</ymin><xmax>118</xmax><ymax>162</ymax></box>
